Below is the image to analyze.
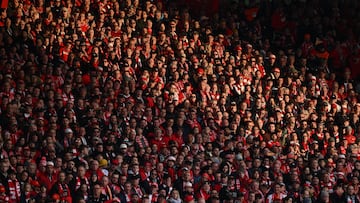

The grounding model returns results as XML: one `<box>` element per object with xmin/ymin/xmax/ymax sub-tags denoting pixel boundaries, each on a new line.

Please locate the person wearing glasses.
<box><xmin>88</xmin><ymin>182</ymin><xmax>120</xmax><ymax>203</ymax></box>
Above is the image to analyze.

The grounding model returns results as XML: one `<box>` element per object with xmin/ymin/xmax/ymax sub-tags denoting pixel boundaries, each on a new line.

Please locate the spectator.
<box><xmin>1</xmin><ymin>0</ymin><xmax>360</xmax><ymax>203</ymax></box>
<box><xmin>37</xmin><ymin>161</ymin><xmax>57</xmax><ymax>191</ymax></box>
<box><xmin>49</xmin><ymin>171</ymin><xmax>72</xmax><ymax>203</ymax></box>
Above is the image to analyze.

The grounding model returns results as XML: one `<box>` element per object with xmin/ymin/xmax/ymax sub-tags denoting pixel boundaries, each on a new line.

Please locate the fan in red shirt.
<box><xmin>37</xmin><ymin>161</ymin><xmax>58</xmax><ymax>191</ymax></box>
<box><xmin>85</xmin><ymin>160</ymin><xmax>105</xmax><ymax>180</ymax></box>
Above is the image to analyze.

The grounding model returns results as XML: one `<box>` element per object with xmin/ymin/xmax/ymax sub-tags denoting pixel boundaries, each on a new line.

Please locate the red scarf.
<box><xmin>101</xmin><ymin>186</ymin><xmax>113</xmax><ymax>200</ymax></box>
<box><xmin>8</xmin><ymin>179</ymin><xmax>20</xmax><ymax>203</ymax></box>
<box><xmin>58</xmin><ymin>183</ymin><xmax>72</xmax><ymax>203</ymax></box>
<box><xmin>133</xmin><ymin>186</ymin><xmax>143</xmax><ymax>198</ymax></box>
<box><xmin>125</xmin><ymin>193</ymin><xmax>131</xmax><ymax>203</ymax></box>
<box><xmin>151</xmin><ymin>193</ymin><xmax>158</xmax><ymax>203</ymax></box>
<box><xmin>272</xmin><ymin>193</ymin><xmax>282</xmax><ymax>201</ymax></box>
<box><xmin>0</xmin><ymin>194</ymin><xmax>9</xmax><ymax>202</ymax></box>
<box><xmin>75</xmin><ymin>177</ymin><xmax>90</xmax><ymax>191</ymax></box>
<box><xmin>58</xmin><ymin>183</ymin><xmax>69</xmax><ymax>197</ymax></box>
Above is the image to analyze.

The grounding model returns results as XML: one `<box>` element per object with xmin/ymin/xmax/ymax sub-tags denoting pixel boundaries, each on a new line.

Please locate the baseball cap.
<box><xmin>167</xmin><ymin>156</ymin><xmax>176</xmax><ymax>162</ymax></box>
<box><xmin>185</xmin><ymin>182</ymin><xmax>193</xmax><ymax>187</ymax></box>
<box><xmin>65</xmin><ymin>128</ymin><xmax>73</xmax><ymax>134</ymax></box>
<box><xmin>99</xmin><ymin>159</ymin><xmax>108</xmax><ymax>167</ymax></box>
<box><xmin>46</xmin><ymin>161</ymin><xmax>54</xmax><ymax>167</ymax></box>
<box><xmin>120</xmin><ymin>144</ymin><xmax>128</xmax><ymax>149</ymax></box>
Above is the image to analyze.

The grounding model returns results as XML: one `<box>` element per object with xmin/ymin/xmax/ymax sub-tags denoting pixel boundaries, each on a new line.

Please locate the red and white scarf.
<box><xmin>8</xmin><ymin>179</ymin><xmax>20</xmax><ymax>203</ymax></box>
<box><xmin>75</xmin><ymin>177</ymin><xmax>90</xmax><ymax>191</ymax></box>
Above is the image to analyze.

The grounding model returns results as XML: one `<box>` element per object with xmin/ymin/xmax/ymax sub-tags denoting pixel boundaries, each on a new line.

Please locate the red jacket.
<box><xmin>38</xmin><ymin>172</ymin><xmax>58</xmax><ymax>191</ymax></box>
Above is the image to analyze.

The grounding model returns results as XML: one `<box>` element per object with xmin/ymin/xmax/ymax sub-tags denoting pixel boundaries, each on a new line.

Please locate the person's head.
<box><xmin>157</xmin><ymin>194</ymin><xmax>167</xmax><ymax>203</ymax></box>
<box><xmin>283</xmin><ymin>196</ymin><xmax>293</xmax><ymax>203</ymax></box>
<box><xmin>131</xmin><ymin>193</ymin><xmax>140</xmax><ymax>202</ymax></box>
<box><xmin>320</xmin><ymin>190</ymin><xmax>330</xmax><ymax>202</ymax></box>
<box><xmin>202</xmin><ymin>181</ymin><xmax>211</xmax><ymax>191</ymax></box>
<box><xmin>274</xmin><ymin>183</ymin><xmax>282</xmax><ymax>193</ymax></box>
<box><xmin>46</xmin><ymin>161</ymin><xmax>55</xmax><ymax>174</ymax></box>
<box><xmin>0</xmin><ymin>160</ymin><xmax>9</xmax><ymax>173</ymax></box>
<box><xmin>79</xmin><ymin>183</ymin><xmax>88</xmax><ymax>193</ymax></box>
<box><xmin>111</xmin><ymin>172</ymin><xmax>119</xmax><ymax>184</ymax></box>
<box><xmin>101</xmin><ymin>175</ymin><xmax>110</xmax><ymax>186</ymax></box>
<box><xmin>334</xmin><ymin>184</ymin><xmax>344</xmax><ymax>196</ymax></box>
<box><xmin>77</xmin><ymin>165</ymin><xmax>86</xmax><ymax>177</ymax></box>
<box><xmin>90</xmin><ymin>160</ymin><xmax>100</xmax><ymax>170</ymax></box>
<box><xmin>93</xmin><ymin>183</ymin><xmax>102</xmax><ymax>197</ymax></box>
<box><xmin>8</xmin><ymin>169</ymin><xmax>16</xmax><ymax>180</ymax></box>
<box><xmin>131</xmin><ymin>174</ymin><xmax>140</xmax><ymax>186</ymax></box>
<box><xmin>347</xmin><ymin>184</ymin><xmax>355</xmax><ymax>195</ymax></box>
<box><xmin>170</xmin><ymin>189</ymin><xmax>180</xmax><ymax>199</ymax></box>
<box><xmin>142</xmin><ymin>194</ymin><xmax>150</xmax><ymax>203</ymax></box>
<box><xmin>58</xmin><ymin>171</ymin><xmax>66</xmax><ymax>182</ymax></box>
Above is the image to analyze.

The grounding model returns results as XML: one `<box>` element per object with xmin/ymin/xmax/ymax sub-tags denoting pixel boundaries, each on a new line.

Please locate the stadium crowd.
<box><xmin>1</xmin><ymin>0</ymin><xmax>360</xmax><ymax>202</ymax></box>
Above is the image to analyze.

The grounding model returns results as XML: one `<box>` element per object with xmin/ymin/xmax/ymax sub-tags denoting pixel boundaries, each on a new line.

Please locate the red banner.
<box><xmin>0</xmin><ymin>0</ymin><xmax>8</xmax><ymax>9</ymax></box>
